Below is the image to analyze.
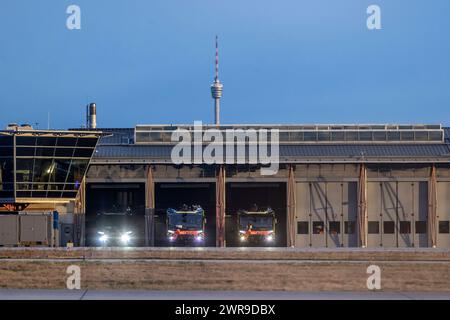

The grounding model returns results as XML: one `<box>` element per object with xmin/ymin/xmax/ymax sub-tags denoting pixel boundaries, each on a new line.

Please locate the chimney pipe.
<box><xmin>88</xmin><ymin>103</ymin><xmax>97</xmax><ymax>129</ymax></box>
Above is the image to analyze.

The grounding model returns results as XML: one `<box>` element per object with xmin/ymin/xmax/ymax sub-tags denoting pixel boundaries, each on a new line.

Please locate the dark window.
<box><xmin>279</xmin><ymin>132</ymin><xmax>290</xmax><ymax>142</ymax></box>
<box><xmin>304</xmin><ymin>132</ymin><xmax>317</xmax><ymax>141</ymax></box>
<box><xmin>297</xmin><ymin>221</ymin><xmax>309</xmax><ymax>234</ymax></box>
<box><xmin>331</xmin><ymin>131</ymin><xmax>345</xmax><ymax>141</ymax></box>
<box><xmin>344</xmin><ymin>221</ymin><xmax>355</xmax><ymax>234</ymax></box>
<box><xmin>368</xmin><ymin>221</ymin><xmax>379</xmax><ymax>234</ymax></box>
<box><xmin>329</xmin><ymin>221</ymin><xmax>340</xmax><ymax>234</ymax></box>
<box><xmin>439</xmin><ymin>221</ymin><xmax>450</xmax><ymax>234</ymax></box>
<box><xmin>54</xmin><ymin>148</ymin><xmax>75</xmax><ymax>157</ymax></box>
<box><xmin>387</xmin><ymin>131</ymin><xmax>400</xmax><ymax>141</ymax></box>
<box><xmin>415</xmin><ymin>221</ymin><xmax>427</xmax><ymax>234</ymax></box>
<box><xmin>359</xmin><ymin>131</ymin><xmax>373</xmax><ymax>141</ymax></box>
<box><xmin>290</xmin><ymin>132</ymin><xmax>303</xmax><ymax>141</ymax></box>
<box><xmin>73</xmin><ymin>148</ymin><xmax>94</xmax><ymax>158</ymax></box>
<box><xmin>35</xmin><ymin>147</ymin><xmax>55</xmax><ymax>157</ymax></box>
<box><xmin>16</xmin><ymin>147</ymin><xmax>35</xmax><ymax>157</ymax></box>
<box><xmin>399</xmin><ymin>221</ymin><xmax>411</xmax><ymax>234</ymax></box>
<box><xmin>76</xmin><ymin>138</ymin><xmax>97</xmax><ymax>148</ymax></box>
<box><xmin>15</xmin><ymin>159</ymin><xmax>33</xmax><ymax>183</ymax></box>
<box><xmin>373</xmin><ymin>131</ymin><xmax>386</xmax><ymax>141</ymax></box>
<box><xmin>383</xmin><ymin>221</ymin><xmax>395</xmax><ymax>234</ymax></box>
<box><xmin>0</xmin><ymin>147</ymin><xmax>14</xmax><ymax>157</ymax></box>
<box><xmin>345</xmin><ymin>131</ymin><xmax>358</xmax><ymax>141</ymax></box>
<box><xmin>317</xmin><ymin>131</ymin><xmax>330</xmax><ymax>141</ymax></box>
<box><xmin>400</xmin><ymin>131</ymin><xmax>414</xmax><ymax>141</ymax></box>
<box><xmin>36</xmin><ymin>137</ymin><xmax>57</xmax><ymax>147</ymax></box>
<box><xmin>429</xmin><ymin>131</ymin><xmax>443</xmax><ymax>141</ymax></box>
<box><xmin>16</xmin><ymin>136</ymin><xmax>36</xmax><ymax>146</ymax></box>
<box><xmin>313</xmin><ymin>221</ymin><xmax>324</xmax><ymax>234</ymax></box>
<box><xmin>0</xmin><ymin>136</ymin><xmax>14</xmax><ymax>146</ymax></box>
<box><xmin>56</xmin><ymin>138</ymin><xmax>78</xmax><ymax>147</ymax></box>
<box><xmin>414</xmin><ymin>131</ymin><xmax>428</xmax><ymax>141</ymax></box>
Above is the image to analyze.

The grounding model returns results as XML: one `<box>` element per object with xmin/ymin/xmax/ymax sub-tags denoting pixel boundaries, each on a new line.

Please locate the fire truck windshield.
<box><xmin>239</xmin><ymin>216</ymin><xmax>273</xmax><ymax>230</ymax></box>
<box><xmin>168</xmin><ymin>214</ymin><xmax>203</xmax><ymax>230</ymax></box>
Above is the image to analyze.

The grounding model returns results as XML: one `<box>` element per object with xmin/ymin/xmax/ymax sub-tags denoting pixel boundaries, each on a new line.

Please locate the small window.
<box><xmin>399</xmin><ymin>221</ymin><xmax>411</xmax><ymax>234</ymax></box>
<box><xmin>313</xmin><ymin>221</ymin><xmax>324</xmax><ymax>234</ymax></box>
<box><xmin>344</xmin><ymin>221</ymin><xmax>355</xmax><ymax>234</ymax></box>
<box><xmin>383</xmin><ymin>221</ymin><xmax>395</xmax><ymax>234</ymax></box>
<box><xmin>368</xmin><ymin>221</ymin><xmax>379</xmax><ymax>234</ymax></box>
<box><xmin>329</xmin><ymin>221</ymin><xmax>340</xmax><ymax>234</ymax></box>
<box><xmin>415</xmin><ymin>221</ymin><xmax>427</xmax><ymax>234</ymax></box>
<box><xmin>439</xmin><ymin>221</ymin><xmax>450</xmax><ymax>234</ymax></box>
<box><xmin>359</xmin><ymin>131</ymin><xmax>373</xmax><ymax>141</ymax></box>
<box><xmin>297</xmin><ymin>221</ymin><xmax>309</xmax><ymax>235</ymax></box>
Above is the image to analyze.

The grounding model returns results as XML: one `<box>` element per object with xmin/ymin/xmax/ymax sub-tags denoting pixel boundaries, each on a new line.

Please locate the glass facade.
<box><xmin>0</xmin><ymin>132</ymin><xmax>100</xmax><ymax>202</ymax></box>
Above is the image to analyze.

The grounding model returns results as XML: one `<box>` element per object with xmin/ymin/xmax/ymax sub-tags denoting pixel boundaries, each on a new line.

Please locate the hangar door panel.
<box><xmin>381</xmin><ymin>182</ymin><xmax>397</xmax><ymax>247</ymax></box>
<box><xmin>437</xmin><ymin>182</ymin><xmax>450</xmax><ymax>248</ymax></box>
<box><xmin>326</xmin><ymin>183</ymin><xmax>342</xmax><ymax>248</ymax></box>
<box><xmin>295</xmin><ymin>183</ymin><xmax>310</xmax><ymax>247</ymax></box>
<box><xmin>397</xmin><ymin>182</ymin><xmax>414</xmax><ymax>247</ymax></box>
<box><xmin>343</xmin><ymin>182</ymin><xmax>358</xmax><ymax>247</ymax></box>
<box><xmin>415</xmin><ymin>182</ymin><xmax>428</xmax><ymax>247</ymax></box>
<box><xmin>310</xmin><ymin>182</ymin><xmax>326</xmax><ymax>247</ymax></box>
<box><xmin>367</xmin><ymin>182</ymin><xmax>382</xmax><ymax>247</ymax></box>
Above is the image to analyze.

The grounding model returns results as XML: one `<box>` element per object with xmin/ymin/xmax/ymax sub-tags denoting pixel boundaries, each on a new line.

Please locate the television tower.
<box><xmin>210</xmin><ymin>35</ymin><xmax>223</xmax><ymax>125</ymax></box>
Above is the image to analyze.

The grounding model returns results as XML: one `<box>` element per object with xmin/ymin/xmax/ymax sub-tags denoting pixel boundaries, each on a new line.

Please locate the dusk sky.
<box><xmin>1</xmin><ymin>0</ymin><xmax>449</xmax><ymax>129</ymax></box>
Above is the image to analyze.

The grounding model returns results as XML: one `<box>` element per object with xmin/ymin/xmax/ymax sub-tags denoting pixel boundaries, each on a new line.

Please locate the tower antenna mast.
<box><xmin>211</xmin><ymin>35</ymin><xmax>223</xmax><ymax>125</ymax></box>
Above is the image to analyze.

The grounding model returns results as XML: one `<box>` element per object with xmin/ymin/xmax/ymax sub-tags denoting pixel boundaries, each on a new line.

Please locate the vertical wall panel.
<box><xmin>344</xmin><ymin>182</ymin><xmax>358</xmax><ymax>247</ymax></box>
<box><xmin>381</xmin><ymin>182</ymin><xmax>397</xmax><ymax>247</ymax></box>
<box><xmin>367</xmin><ymin>182</ymin><xmax>382</xmax><ymax>247</ymax></box>
<box><xmin>415</xmin><ymin>182</ymin><xmax>428</xmax><ymax>247</ymax></box>
<box><xmin>326</xmin><ymin>183</ymin><xmax>342</xmax><ymax>248</ymax></box>
<box><xmin>437</xmin><ymin>182</ymin><xmax>450</xmax><ymax>248</ymax></box>
<box><xmin>397</xmin><ymin>182</ymin><xmax>413</xmax><ymax>247</ymax></box>
<box><xmin>295</xmin><ymin>182</ymin><xmax>310</xmax><ymax>247</ymax></box>
<box><xmin>310</xmin><ymin>182</ymin><xmax>326</xmax><ymax>247</ymax></box>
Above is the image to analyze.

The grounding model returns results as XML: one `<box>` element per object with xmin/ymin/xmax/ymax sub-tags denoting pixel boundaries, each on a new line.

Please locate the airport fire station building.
<box><xmin>1</xmin><ymin>123</ymin><xmax>450</xmax><ymax>248</ymax></box>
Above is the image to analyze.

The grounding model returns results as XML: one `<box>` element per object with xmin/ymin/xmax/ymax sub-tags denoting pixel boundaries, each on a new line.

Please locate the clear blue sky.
<box><xmin>0</xmin><ymin>0</ymin><xmax>449</xmax><ymax>129</ymax></box>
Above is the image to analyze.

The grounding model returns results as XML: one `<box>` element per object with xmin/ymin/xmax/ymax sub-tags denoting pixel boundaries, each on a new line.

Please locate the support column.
<box><xmin>358</xmin><ymin>164</ymin><xmax>368</xmax><ymax>248</ymax></box>
<box><xmin>216</xmin><ymin>165</ymin><xmax>226</xmax><ymax>247</ymax></box>
<box><xmin>287</xmin><ymin>165</ymin><xmax>296</xmax><ymax>247</ymax></box>
<box><xmin>428</xmin><ymin>164</ymin><xmax>437</xmax><ymax>248</ymax></box>
<box><xmin>145</xmin><ymin>165</ymin><xmax>155</xmax><ymax>247</ymax></box>
<box><xmin>74</xmin><ymin>178</ymin><xmax>86</xmax><ymax>247</ymax></box>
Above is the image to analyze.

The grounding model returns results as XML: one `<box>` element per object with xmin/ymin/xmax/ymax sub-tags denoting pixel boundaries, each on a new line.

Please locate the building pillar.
<box><xmin>428</xmin><ymin>164</ymin><xmax>438</xmax><ymax>248</ymax></box>
<box><xmin>145</xmin><ymin>165</ymin><xmax>155</xmax><ymax>247</ymax></box>
<box><xmin>358</xmin><ymin>164</ymin><xmax>368</xmax><ymax>248</ymax></box>
<box><xmin>216</xmin><ymin>165</ymin><xmax>226</xmax><ymax>247</ymax></box>
<box><xmin>287</xmin><ymin>165</ymin><xmax>296</xmax><ymax>247</ymax></box>
<box><xmin>74</xmin><ymin>178</ymin><xmax>86</xmax><ymax>247</ymax></box>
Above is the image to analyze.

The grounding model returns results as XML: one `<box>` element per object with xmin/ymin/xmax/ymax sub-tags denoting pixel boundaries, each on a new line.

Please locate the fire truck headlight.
<box><xmin>98</xmin><ymin>233</ymin><xmax>108</xmax><ymax>243</ymax></box>
<box><xmin>195</xmin><ymin>232</ymin><xmax>204</xmax><ymax>242</ymax></box>
<box><xmin>266</xmin><ymin>235</ymin><xmax>274</xmax><ymax>242</ymax></box>
<box><xmin>120</xmin><ymin>232</ymin><xmax>132</xmax><ymax>244</ymax></box>
<box><xmin>240</xmin><ymin>235</ymin><xmax>246</xmax><ymax>242</ymax></box>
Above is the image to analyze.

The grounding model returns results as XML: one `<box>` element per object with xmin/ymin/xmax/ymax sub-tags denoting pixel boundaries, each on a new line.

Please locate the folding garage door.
<box><xmin>326</xmin><ymin>183</ymin><xmax>342</xmax><ymax>248</ymax></box>
<box><xmin>367</xmin><ymin>182</ymin><xmax>382</xmax><ymax>247</ymax></box>
<box><xmin>437</xmin><ymin>182</ymin><xmax>450</xmax><ymax>248</ymax></box>
<box><xmin>343</xmin><ymin>182</ymin><xmax>358</xmax><ymax>247</ymax></box>
<box><xmin>415</xmin><ymin>182</ymin><xmax>428</xmax><ymax>247</ymax></box>
<box><xmin>381</xmin><ymin>182</ymin><xmax>397</xmax><ymax>247</ymax></box>
<box><xmin>295</xmin><ymin>181</ymin><xmax>357</xmax><ymax>248</ymax></box>
<box><xmin>310</xmin><ymin>182</ymin><xmax>326</xmax><ymax>247</ymax></box>
<box><xmin>295</xmin><ymin>182</ymin><xmax>310</xmax><ymax>247</ymax></box>
<box><xmin>397</xmin><ymin>182</ymin><xmax>414</xmax><ymax>247</ymax></box>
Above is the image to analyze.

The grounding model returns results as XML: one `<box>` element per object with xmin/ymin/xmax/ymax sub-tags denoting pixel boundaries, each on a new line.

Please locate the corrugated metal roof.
<box><xmin>93</xmin><ymin>143</ymin><xmax>450</xmax><ymax>162</ymax></box>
